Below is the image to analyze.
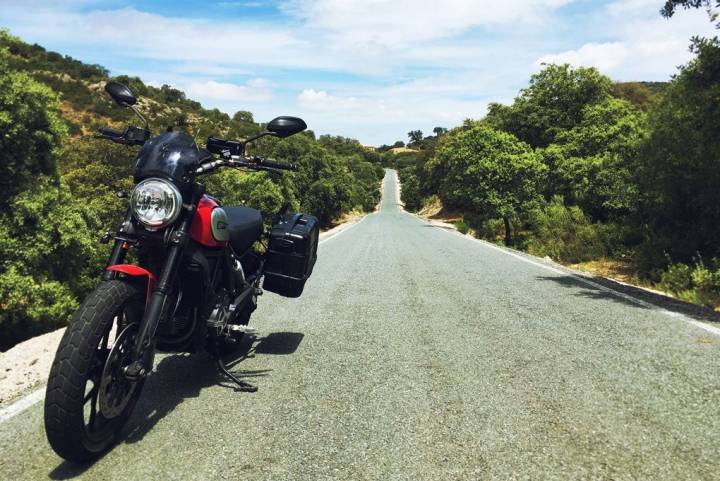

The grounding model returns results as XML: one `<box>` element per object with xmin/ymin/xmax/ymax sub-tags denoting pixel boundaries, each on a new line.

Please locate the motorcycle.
<box><xmin>43</xmin><ymin>81</ymin><xmax>319</xmax><ymax>462</ymax></box>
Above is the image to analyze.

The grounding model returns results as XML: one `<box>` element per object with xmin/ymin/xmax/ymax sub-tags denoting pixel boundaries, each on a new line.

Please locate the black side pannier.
<box><xmin>263</xmin><ymin>213</ymin><xmax>319</xmax><ymax>298</ymax></box>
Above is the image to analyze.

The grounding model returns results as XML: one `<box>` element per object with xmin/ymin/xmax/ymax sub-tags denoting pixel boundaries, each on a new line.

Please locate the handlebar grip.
<box><xmin>98</xmin><ymin>126</ymin><xmax>124</xmax><ymax>137</ymax></box>
<box><xmin>259</xmin><ymin>159</ymin><xmax>298</xmax><ymax>171</ymax></box>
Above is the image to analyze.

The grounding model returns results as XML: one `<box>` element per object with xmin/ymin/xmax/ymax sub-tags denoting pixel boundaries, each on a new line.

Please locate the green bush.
<box><xmin>659</xmin><ymin>263</ymin><xmax>692</xmax><ymax>293</ymax></box>
<box><xmin>659</xmin><ymin>259</ymin><xmax>720</xmax><ymax>307</ymax></box>
<box><xmin>398</xmin><ymin>168</ymin><xmax>423</xmax><ymax>211</ymax></box>
<box><xmin>455</xmin><ymin>220</ymin><xmax>470</xmax><ymax>234</ymax></box>
<box><xmin>0</xmin><ymin>266</ymin><xmax>78</xmax><ymax>351</ymax></box>
<box><xmin>527</xmin><ymin>197</ymin><xmax>606</xmax><ymax>263</ymax></box>
<box><xmin>462</xmin><ymin>213</ymin><xmax>504</xmax><ymax>242</ymax></box>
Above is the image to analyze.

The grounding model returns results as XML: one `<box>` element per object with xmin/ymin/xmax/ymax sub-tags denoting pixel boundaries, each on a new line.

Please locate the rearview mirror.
<box><xmin>267</xmin><ymin>116</ymin><xmax>307</xmax><ymax>138</ymax></box>
<box><xmin>105</xmin><ymin>81</ymin><xmax>137</xmax><ymax>107</ymax></box>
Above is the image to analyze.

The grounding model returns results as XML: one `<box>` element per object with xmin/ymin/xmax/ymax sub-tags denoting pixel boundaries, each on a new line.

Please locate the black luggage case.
<box><xmin>263</xmin><ymin>213</ymin><xmax>319</xmax><ymax>298</ymax></box>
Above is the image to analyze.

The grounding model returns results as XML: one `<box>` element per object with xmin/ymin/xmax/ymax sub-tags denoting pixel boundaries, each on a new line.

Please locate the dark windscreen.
<box><xmin>134</xmin><ymin>131</ymin><xmax>212</xmax><ymax>185</ymax></box>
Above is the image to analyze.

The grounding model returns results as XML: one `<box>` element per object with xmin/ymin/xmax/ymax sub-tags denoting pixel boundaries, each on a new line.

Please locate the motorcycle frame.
<box><xmin>100</xmin><ymin>181</ymin><xmax>259</xmax><ymax>379</ymax></box>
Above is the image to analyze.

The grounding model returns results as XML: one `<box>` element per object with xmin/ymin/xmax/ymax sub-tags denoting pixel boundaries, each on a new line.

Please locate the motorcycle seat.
<box><xmin>224</xmin><ymin>206</ymin><xmax>263</xmax><ymax>254</ymax></box>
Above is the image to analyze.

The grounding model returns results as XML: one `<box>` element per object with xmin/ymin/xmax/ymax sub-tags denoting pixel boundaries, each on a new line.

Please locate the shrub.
<box><xmin>659</xmin><ymin>259</ymin><xmax>720</xmax><ymax>308</ymax></box>
<box><xmin>462</xmin><ymin>213</ymin><xmax>507</xmax><ymax>243</ymax></box>
<box><xmin>527</xmin><ymin>197</ymin><xmax>606</xmax><ymax>263</ymax></box>
<box><xmin>659</xmin><ymin>263</ymin><xmax>692</xmax><ymax>293</ymax></box>
<box><xmin>455</xmin><ymin>220</ymin><xmax>469</xmax><ymax>235</ymax></box>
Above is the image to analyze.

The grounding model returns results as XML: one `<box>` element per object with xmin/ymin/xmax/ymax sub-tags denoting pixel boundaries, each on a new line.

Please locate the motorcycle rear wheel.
<box><xmin>44</xmin><ymin>280</ymin><xmax>146</xmax><ymax>462</ymax></box>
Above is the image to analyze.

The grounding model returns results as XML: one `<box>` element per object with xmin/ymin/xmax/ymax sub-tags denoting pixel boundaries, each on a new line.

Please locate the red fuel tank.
<box><xmin>190</xmin><ymin>195</ymin><xmax>230</xmax><ymax>247</ymax></box>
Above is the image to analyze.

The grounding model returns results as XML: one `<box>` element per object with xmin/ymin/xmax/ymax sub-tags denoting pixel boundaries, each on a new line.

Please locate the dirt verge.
<box><xmin>0</xmin><ymin>328</ymin><xmax>65</xmax><ymax>407</ymax></box>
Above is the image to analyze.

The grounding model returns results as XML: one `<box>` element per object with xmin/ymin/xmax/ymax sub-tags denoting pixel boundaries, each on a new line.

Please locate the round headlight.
<box><xmin>130</xmin><ymin>178</ymin><xmax>182</xmax><ymax>230</ymax></box>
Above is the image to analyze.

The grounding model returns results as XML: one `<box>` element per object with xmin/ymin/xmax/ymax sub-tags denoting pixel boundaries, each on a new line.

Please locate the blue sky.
<box><xmin>1</xmin><ymin>0</ymin><xmax>716</xmax><ymax>145</ymax></box>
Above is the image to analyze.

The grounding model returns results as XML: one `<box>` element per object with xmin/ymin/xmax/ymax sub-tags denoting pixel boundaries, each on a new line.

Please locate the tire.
<box><xmin>44</xmin><ymin>280</ymin><xmax>146</xmax><ymax>462</ymax></box>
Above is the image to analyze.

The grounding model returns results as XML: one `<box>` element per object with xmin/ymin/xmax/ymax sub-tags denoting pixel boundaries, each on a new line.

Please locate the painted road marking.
<box><xmin>423</xmin><ymin>215</ymin><xmax>720</xmax><ymax>338</ymax></box>
<box><xmin>0</xmin><ymin>387</ymin><xmax>44</xmax><ymax>424</ymax></box>
<box><xmin>318</xmin><ymin>213</ymin><xmax>372</xmax><ymax>246</ymax></box>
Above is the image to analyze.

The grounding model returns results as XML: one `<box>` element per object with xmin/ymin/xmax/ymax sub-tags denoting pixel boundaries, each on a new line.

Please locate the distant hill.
<box><xmin>0</xmin><ymin>32</ymin><xmax>264</xmax><ymax>141</ymax></box>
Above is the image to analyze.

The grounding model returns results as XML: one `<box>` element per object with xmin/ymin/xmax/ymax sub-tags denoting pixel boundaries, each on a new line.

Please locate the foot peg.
<box><xmin>227</xmin><ymin>324</ymin><xmax>258</xmax><ymax>336</ymax></box>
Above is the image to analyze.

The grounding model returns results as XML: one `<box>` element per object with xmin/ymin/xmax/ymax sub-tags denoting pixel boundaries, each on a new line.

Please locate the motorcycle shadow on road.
<box><xmin>48</xmin><ymin>331</ymin><xmax>304</xmax><ymax>480</ymax></box>
<box><xmin>123</xmin><ymin>332</ymin><xmax>305</xmax><ymax>443</ymax></box>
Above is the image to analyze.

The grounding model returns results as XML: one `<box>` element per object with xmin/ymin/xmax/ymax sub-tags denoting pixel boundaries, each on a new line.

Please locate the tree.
<box><xmin>544</xmin><ymin>97</ymin><xmax>648</xmax><ymax>220</ymax></box>
<box><xmin>661</xmin><ymin>0</ymin><xmax>720</xmax><ymax>27</ymax></box>
<box><xmin>305</xmin><ymin>178</ymin><xmax>351</xmax><ymax>226</ymax></box>
<box><xmin>637</xmin><ymin>37</ymin><xmax>720</xmax><ymax>261</ymax></box>
<box><xmin>433</xmin><ymin>127</ymin><xmax>448</xmax><ymax>137</ymax></box>
<box><xmin>611</xmin><ymin>82</ymin><xmax>660</xmax><ymax>111</ymax></box>
<box><xmin>485</xmin><ymin>64</ymin><xmax>613</xmax><ymax>148</ymax></box>
<box><xmin>429</xmin><ymin>125</ymin><xmax>547</xmax><ymax>245</ymax></box>
<box><xmin>233</xmin><ymin>110</ymin><xmax>254</xmax><ymax>123</ymax></box>
<box><xmin>0</xmin><ymin>41</ymin><xmax>67</xmax><ymax>209</ymax></box>
<box><xmin>407</xmin><ymin>130</ymin><xmax>423</xmax><ymax>145</ymax></box>
<box><xmin>160</xmin><ymin>84</ymin><xmax>186</xmax><ymax>103</ymax></box>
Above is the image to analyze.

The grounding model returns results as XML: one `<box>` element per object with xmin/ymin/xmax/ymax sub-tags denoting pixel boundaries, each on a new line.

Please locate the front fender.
<box><xmin>106</xmin><ymin>264</ymin><xmax>156</xmax><ymax>302</ymax></box>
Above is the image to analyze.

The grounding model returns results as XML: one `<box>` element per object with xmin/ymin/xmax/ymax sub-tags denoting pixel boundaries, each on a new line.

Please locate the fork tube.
<box><xmin>132</xmin><ymin>184</ymin><xmax>205</xmax><ymax>366</ymax></box>
<box><xmin>102</xmin><ymin>210</ymin><xmax>134</xmax><ymax>281</ymax></box>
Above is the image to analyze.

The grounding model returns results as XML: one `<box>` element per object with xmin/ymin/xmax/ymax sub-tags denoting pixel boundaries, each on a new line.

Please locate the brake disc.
<box><xmin>99</xmin><ymin>324</ymin><xmax>139</xmax><ymax>419</ymax></box>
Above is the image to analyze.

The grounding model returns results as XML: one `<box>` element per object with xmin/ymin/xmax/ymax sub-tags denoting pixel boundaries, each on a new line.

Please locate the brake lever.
<box><xmin>94</xmin><ymin>134</ymin><xmax>129</xmax><ymax>145</ymax></box>
<box><xmin>259</xmin><ymin>166</ymin><xmax>284</xmax><ymax>176</ymax></box>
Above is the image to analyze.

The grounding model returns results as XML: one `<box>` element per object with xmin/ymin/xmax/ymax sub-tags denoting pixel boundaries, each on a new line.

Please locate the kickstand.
<box><xmin>214</xmin><ymin>348</ymin><xmax>258</xmax><ymax>393</ymax></box>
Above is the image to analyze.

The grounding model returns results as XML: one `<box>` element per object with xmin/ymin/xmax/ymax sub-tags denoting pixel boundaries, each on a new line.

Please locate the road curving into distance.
<box><xmin>1</xmin><ymin>169</ymin><xmax>719</xmax><ymax>480</ymax></box>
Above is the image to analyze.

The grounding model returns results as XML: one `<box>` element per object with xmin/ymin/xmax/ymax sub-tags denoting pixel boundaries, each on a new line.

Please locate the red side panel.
<box><xmin>190</xmin><ymin>195</ymin><xmax>226</xmax><ymax>247</ymax></box>
<box><xmin>106</xmin><ymin>264</ymin><xmax>156</xmax><ymax>302</ymax></box>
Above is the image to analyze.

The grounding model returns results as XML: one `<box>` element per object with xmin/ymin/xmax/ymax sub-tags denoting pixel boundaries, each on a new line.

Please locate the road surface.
<box><xmin>1</xmin><ymin>170</ymin><xmax>719</xmax><ymax>480</ymax></box>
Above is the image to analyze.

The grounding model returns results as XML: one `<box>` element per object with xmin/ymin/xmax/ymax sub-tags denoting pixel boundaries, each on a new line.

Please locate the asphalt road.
<box><xmin>1</xmin><ymin>169</ymin><xmax>719</xmax><ymax>480</ymax></box>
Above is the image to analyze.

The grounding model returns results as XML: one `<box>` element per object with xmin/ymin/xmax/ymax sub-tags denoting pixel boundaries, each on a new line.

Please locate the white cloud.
<box><xmin>183</xmin><ymin>79</ymin><xmax>273</xmax><ymax>104</ymax></box>
<box><xmin>284</xmin><ymin>0</ymin><xmax>574</xmax><ymax>51</ymax></box>
<box><xmin>298</xmin><ymin>89</ymin><xmax>365</xmax><ymax>111</ymax></box>
<box><xmin>0</xmin><ymin>6</ymin><xmax>333</xmax><ymax>72</ymax></box>
<box><xmin>535</xmin><ymin>4</ymin><xmax>717</xmax><ymax>80</ymax></box>
<box><xmin>536</xmin><ymin>42</ymin><xmax>631</xmax><ymax>71</ymax></box>
<box><xmin>606</xmin><ymin>0</ymin><xmax>661</xmax><ymax>17</ymax></box>
<box><xmin>295</xmin><ymin>78</ymin><xmax>493</xmax><ymax>144</ymax></box>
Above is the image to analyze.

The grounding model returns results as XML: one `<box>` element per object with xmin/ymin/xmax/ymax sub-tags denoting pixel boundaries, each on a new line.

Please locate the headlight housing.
<box><xmin>130</xmin><ymin>178</ymin><xmax>183</xmax><ymax>230</ymax></box>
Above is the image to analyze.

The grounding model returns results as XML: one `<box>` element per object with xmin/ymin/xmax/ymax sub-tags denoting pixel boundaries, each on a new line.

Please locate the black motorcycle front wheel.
<box><xmin>44</xmin><ymin>280</ymin><xmax>146</xmax><ymax>462</ymax></box>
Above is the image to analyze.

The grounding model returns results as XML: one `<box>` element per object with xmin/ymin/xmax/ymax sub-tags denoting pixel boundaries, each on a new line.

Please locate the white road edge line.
<box><xmin>0</xmin><ymin>387</ymin><xmax>45</xmax><ymax>424</ymax></box>
<box><xmin>319</xmin><ymin>211</ymin><xmax>372</xmax><ymax>245</ymax></box>
<box><xmin>423</xmin><ymin>215</ymin><xmax>720</xmax><ymax>337</ymax></box>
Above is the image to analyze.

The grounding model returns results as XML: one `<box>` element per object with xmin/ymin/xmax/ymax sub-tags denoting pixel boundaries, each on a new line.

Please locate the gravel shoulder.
<box><xmin>0</xmin><ymin>329</ymin><xmax>64</xmax><ymax>407</ymax></box>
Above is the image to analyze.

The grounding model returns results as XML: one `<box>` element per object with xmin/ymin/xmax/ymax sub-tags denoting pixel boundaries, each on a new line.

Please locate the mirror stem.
<box><xmin>130</xmin><ymin>105</ymin><xmax>149</xmax><ymax>130</ymax></box>
<box><xmin>244</xmin><ymin>131</ymin><xmax>276</xmax><ymax>144</ymax></box>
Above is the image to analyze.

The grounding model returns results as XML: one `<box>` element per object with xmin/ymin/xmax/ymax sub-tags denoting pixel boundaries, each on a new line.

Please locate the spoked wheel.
<box><xmin>44</xmin><ymin>280</ymin><xmax>146</xmax><ymax>462</ymax></box>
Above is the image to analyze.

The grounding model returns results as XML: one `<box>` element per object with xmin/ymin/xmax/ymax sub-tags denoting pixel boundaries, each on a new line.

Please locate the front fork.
<box><xmin>107</xmin><ymin>184</ymin><xmax>205</xmax><ymax>380</ymax></box>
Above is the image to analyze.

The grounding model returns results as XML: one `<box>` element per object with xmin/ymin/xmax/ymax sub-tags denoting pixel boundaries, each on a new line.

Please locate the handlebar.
<box><xmin>98</xmin><ymin>126</ymin><xmax>124</xmax><ymax>138</ymax></box>
<box><xmin>194</xmin><ymin>155</ymin><xmax>298</xmax><ymax>175</ymax></box>
<box><xmin>254</xmin><ymin>157</ymin><xmax>298</xmax><ymax>171</ymax></box>
<box><xmin>96</xmin><ymin>125</ymin><xmax>150</xmax><ymax>146</ymax></box>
